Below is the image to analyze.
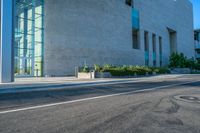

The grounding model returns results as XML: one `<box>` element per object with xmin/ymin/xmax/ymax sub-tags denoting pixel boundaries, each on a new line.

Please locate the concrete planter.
<box><xmin>77</xmin><ymin>71</ymin><xmax>95</xmax><ymax>79</ymax></box>
<box><xmin>192</xmin><ymin>70</ymin><xmax>200</xmax><ymax>73</ymax></box>
<box><xmin>170</xmin><ymin>68</ymin><xmax>191</xmax><ymax>74</ymax></box>
<box><xmin>95</xmin><ymin>72</ymin><xmax>112</xmax><ymax>78</ymax></box>
<box><xmin>152</xmin><ymin>72</ymin><xmax>157</xmax><ymax>75</ymax></box>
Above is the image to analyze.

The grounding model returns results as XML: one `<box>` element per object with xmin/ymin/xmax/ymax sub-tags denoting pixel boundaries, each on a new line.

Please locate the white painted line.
<box><xmin>0</xmin><ymin>80</ymin><xmax>198</xmax><ymax>115</ymax></box>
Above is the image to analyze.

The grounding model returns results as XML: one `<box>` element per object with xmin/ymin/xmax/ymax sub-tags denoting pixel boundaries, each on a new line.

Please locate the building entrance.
<box><xmin>14</xmin><ymin>0</ymin><xmax>44</xmax><ymax>77</ymax></box>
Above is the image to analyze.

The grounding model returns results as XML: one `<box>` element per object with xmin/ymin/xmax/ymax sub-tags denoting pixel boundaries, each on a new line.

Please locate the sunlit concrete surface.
<box><xmin>44</xmin><ymin>0</ymin><xmax>194</xmax><ymax>76</ymax></box>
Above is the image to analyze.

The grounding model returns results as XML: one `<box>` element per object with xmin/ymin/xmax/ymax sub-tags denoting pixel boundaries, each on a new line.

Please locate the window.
<box><xmin>152</xmin><ymin>34</ymin><xmax>156</xmax><ymax>67</ymax></box>
<box><xmin>132</xmin><ymin>29</ymin><xmax>140</xmax><ymax>49</ymax></box>
<box><xmin>126</xmin><ymin>0</ymin><xmax>132</xmax><ymax>6</ymax></box>
<box><xmin>194</xmin><ymin>32</ymin><xmax>199</xmax><ymax>41</ymax></box>
<box><xmin>159</xmin><ymin>37</ymin><xmax>162</xmax><ymax>66</ymax></box>
<box><xmin>168</xmin><ymin>28</ymin><xmax>177</xmax><ymax>54</ymax></box>
<box><xmin>144</xmin><ymin>31</ymin><xmax>149</xmax><ymax>66</ymax></box>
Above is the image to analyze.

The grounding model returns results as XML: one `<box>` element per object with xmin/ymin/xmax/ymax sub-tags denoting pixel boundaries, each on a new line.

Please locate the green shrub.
<box><xmin>169</xmin><ymin>52</ymin><xmax>199</xmax><ymax>70</ymax></box>
<box><xmin>103</xmin><ymin>64</ymin><xmax>113</xmax><ymax>69</ymax></box>
<box><xmin>157</xmin><ymin>67</ymin><xmax>170</xmax><ymax>74</ymax></box>
<box><xmin>153</xmin><ymin>68</ymin><xmax>160</xmax><ymax>73</ymax></box>
<box><xmin>169</xmin><ymin>52</ymin><xmax>187</xmax><ymax>68</ymax></box>
<box><xmin>194</xmin><ymin>62</ymin><xmax>200</xmax><ymax>70</ymax></box>
<box><xmin>79</xmin><ymin>65</ymin><xmax>90</xmax><ymax>73</ymax></box>
<box><xmin>94</xmin><ymin>64</ymin><xmax>101</xmax><ymax>72</ymax></box>
<box><xmin>101</xmin><ymin>65</ymin><xmax>157</xmax><ymax>76</ymax></box>
<box><xmin>92</xmin><ymin>64</ymin><xmax>170</xmax><ymax>76</ymax></box>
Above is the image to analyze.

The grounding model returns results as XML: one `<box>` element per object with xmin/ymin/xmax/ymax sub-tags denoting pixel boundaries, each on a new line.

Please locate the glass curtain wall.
<box><xmin>14</xmin><ymin>0</ymin><xmax>44</xmax><ymax>77</ymax></box>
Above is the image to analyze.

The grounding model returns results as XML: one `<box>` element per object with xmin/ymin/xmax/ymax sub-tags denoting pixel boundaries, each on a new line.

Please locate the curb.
<box><xmin>0</xmin><ymin>74</ymin><xmax>182</xmax><ymax>94</ymax></box>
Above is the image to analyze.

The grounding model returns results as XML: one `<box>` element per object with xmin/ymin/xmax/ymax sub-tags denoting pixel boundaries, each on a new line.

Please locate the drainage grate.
<box><xmin>174</xmin><ymin>94</ymin><xmax>200</xmax><ymax>104</ymax></box>
<box><xmin>179</xmin><ymin>96</ymin><xmax>200</xmax><ymax>102</ymax></box>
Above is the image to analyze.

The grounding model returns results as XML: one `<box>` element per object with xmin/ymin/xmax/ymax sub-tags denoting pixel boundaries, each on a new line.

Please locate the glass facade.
<box><xmin>14</xmin><ymin>0</ymin><xmax>44</xmax><ymax>77</ymax></box>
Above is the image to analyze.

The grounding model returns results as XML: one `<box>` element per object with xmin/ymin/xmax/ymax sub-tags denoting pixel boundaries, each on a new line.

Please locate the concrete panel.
<box><xmin>44</xmin><ymin>0</ymin><xmax>144</xmax><ymax>76</ymax></box>
<box><xmin>44</xmin><ymin>0</ymin><xmax>194</xmax><ymax>76</ymax></box>
<box><xmin>135</xmin><ymin>0</ymin><xmax>194</xmax><ymax>66</ymax></box>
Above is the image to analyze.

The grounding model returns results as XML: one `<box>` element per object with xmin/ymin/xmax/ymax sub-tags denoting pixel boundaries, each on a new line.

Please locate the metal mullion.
<box><xmin>16</xmin><ymin>4</ymin><xmax>33</xmax><ymax>11</ymax></box>
<box><xmin>34</xmin><ymin>28</ymin><xmax>43</xmax><ymax>33</ymax></box>
<box><xmin>28</xmin><ymin>26</ymin><xmax>43</xmax><ymax>30</ymax></box>
<box><xmin>35</xmin><ymin>41</ymin><xmax>43</xmax><ymax>44</ymax></box>
<box><xmin>31</xmin><ymin>0</ymin><xmax>35</xmax><ymax>76</ymax></box>
<box><xmin>41</xmin><ymin>0</ymin><xmax>44</xmax><ymax>76</ymax></box>
<box><xmin>16</xmin><ymin>1</ymin><xmax>33</xmax><ymax>8</ymax></box>
<box><xmin>15</xmin><ymin>31</ymin><xmax>34</xmax><ymax>36</ymax></box>
<box><xmin>35</xmin><ymin>12</ymin><xmax>43</xmax><ymax>16</ymax></box>
<box><xmin>16</xmin><ymin>16</ymin><xmax>34</xmax><ymax>22</ymax></box>
<box><xmin>14</xmin><ymin>47</ymin><xmax>34</xmax><ymax>50</ymax></box>
<box><xmin>27</xmin><ymin>27</ymin><xmax>42</xmax><ymax>33</ymax></box>
<box><xmin>35</xmin><ymin>15</ymin><xmax>42</xmax><ymax>20</ymax></box>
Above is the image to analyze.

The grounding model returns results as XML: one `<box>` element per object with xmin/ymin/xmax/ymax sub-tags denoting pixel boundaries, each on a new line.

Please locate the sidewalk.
<box><xmin>0</xmin><ymin>74</ymin><xmax>186</xmax><ymax>94</ymax></box>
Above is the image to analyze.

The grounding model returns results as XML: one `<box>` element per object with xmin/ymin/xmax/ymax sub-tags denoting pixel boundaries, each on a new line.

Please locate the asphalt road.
<box><xmin>0</xmin><ymin>75</ymin><xmax>200</xmax><ymax>133</ymax></box>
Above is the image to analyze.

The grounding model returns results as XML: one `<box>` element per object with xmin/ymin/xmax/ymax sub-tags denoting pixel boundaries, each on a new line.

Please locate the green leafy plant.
<box><xmin>94</xmin><ymin>65</ymin><xmax>169</xmax><ymax>76</ymax></box>
<box><xmin>169</xmin><ymin>52</ymin><xmax>187</xmax><ymax>68</ymax></box>
<box><xmin>94</xmin><ymin>64</ymin><xmax>101</xmax><ymax>72</ymax></box>
<box><xmin>79</xmin><ymin>65</ymin><xmax>90</xmax><ymax>73</ymax></box>
<box><xmin>194</xmin><ymin>62</ymin><xmax>200</xmax><ymax>70</ymax></box>
<box><xmin>169</xmin><ymin>52</ymin><xmax>200</xmax><ymax>70</ymax></box>
<box><xmin>103</xmin><ymin>64</ymin><xmax>113</xmax><ymax>69</ymax></box>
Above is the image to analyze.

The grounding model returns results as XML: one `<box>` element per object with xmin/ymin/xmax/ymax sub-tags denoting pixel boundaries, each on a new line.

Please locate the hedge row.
<box><xmin>93</xmin><ymin>65</ymin><xmax>170</xmax><ymax>76</ymax></box>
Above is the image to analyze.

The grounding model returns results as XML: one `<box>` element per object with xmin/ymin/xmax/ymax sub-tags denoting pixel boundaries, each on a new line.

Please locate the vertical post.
<box><xmin>41</xmin><ymin>0</ymin><xmax>44</xmax><ymax>77</ymax></box>
<box><xmin>0</xmin><ymin>0</ymin><xmax>14</xmax><ymax>83</ymax></box>
<box><xmin>23</xmin><ymin>8</ymin><xmax>28</xmax><ymax>74</ymax></box>
<box><xmin>31</xmin><ymin>0</ymin><xmax>35</xmax><ymax>76</ymax></box>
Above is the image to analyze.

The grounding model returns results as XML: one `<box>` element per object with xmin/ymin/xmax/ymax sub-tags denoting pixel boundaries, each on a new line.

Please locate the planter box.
<box><xmin>191</xmin><ymin>69</ymin><xmax>200</xmax><ymax>73</ymax></box>
<box><xmin>78</xmin><ymin>71</ymin><xmax>95</xmax><ymax>79</ymax></box>
<box><xmin>95</xmin><ymin>72</ymin><xmax>112</xmax><ymax>78</ymax></box>
<box><xmin>171</xmin><ymin>68</ymin><xmax>191</xmax><ymax>74</ymax></box>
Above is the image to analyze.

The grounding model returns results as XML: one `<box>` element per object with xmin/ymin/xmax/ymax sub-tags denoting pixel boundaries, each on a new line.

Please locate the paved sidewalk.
<box><xmin>0</xmin><ymin>74</ymin><xmax>193</xmax><ymax>94</ymax></box>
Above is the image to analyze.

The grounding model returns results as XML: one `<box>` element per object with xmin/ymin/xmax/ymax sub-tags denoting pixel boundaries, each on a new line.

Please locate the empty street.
<box><xmin>0</xmin><ymin>75</ymin><xmax>200</xmax><ymax>133</ymax></box>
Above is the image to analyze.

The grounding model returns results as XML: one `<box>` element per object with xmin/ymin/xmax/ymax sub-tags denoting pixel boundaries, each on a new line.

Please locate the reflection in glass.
<box><xmin>14</xmin><ymin>0</ymin><xmax>44</xmax><ymax>77</ymax></box>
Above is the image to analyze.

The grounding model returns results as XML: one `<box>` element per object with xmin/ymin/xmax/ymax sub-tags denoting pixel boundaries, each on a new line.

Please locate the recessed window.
<box><xmin>168</xmin><ymin>28</ymin><xmax>177</xmax><ymax>54</ymax></box>
<box><xmin>159</xmin><ymin>37</ymin><xmax>162</xmax><ymax>66</ymax></box>
<box><xmin>126</xmin><ymin>0</ymin><xmax>132</xmax><ymax>6</ymax></box>
<box><xmin>144</xmin><ymin>31</ymin><xmax>149</xmax><ymax>66</ymax></box>
<box><xmin>152</xmin><ymin>34</ymin><xmax>156</xmax><ymax>67</ymax></box>
<box><xmin>194</xmin><ymin>32</ymin><xmax>199</xmax><ymax>41</ymax></box>
<box><xmin>132</xmin><ymin>29</ymin><xmax>140</xmax><ymax>49</ymax></box>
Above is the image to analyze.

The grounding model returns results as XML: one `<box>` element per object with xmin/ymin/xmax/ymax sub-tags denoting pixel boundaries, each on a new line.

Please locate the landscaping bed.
<box><xmin>77</xmin><ymin>52</ymin><xmax>200</xmax><ymax>79</ymax></box>
<box><xmin>77</xmin><ymin>64</ymin><xmax>170</xmax><ymax>79</ymax></box>
<box><xmin>169</xmin><ymin>52</ymin><xmax>200</xmax><ymax>74</ymax></box>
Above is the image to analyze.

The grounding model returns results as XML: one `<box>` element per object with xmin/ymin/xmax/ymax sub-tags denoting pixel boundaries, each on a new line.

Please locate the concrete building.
<box><xmin>194</xmin><ymin>29</ymin><xmax>200</xmax><ymax>62</ymax></box>
<box><xmin>0</xmin><ymin>0</ymin><xmax>195</xmax><ymax>82</ymax></box>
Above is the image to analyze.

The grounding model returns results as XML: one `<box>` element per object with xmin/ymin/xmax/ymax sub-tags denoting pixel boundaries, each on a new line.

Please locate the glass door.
<box><xmin>15</xmin><ymin>56</ymin><xmax>34</xmax><ymax>77</ymax></box>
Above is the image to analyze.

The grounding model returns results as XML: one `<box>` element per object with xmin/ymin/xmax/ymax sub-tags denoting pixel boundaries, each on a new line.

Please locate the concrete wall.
<box><xmin>135</xmin><ymin>0</ymin><xmax>194</xmax><ymax>66</ymax></box>
<box><xmin>44</xmin><ymin>0</ymin><xmax>194</xmax><ymax>76</ymax></box>
<box><xmin>44</xmin><ymin>0</ymin><xmax>144</xmax><ymax>76</ymax></box>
